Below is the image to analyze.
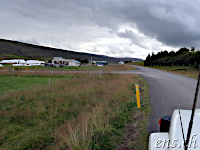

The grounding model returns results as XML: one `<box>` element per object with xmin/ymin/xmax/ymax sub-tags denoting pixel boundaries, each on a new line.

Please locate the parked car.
<box><xmin>148</xmin><ymin>109</ymin><xmax>200</xmax><ymax>150</ymax></box>
<box><xmin>44</xmin><ymin>63</ymin><xmax>53</xmax><ymax>67</ymax></box>
<box><xmin>149</xmin><ymin>74</ymin><xmax>200</xmax><ymax>150</ymax></box>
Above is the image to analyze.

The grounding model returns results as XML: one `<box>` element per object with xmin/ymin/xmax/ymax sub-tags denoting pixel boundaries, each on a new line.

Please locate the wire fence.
<box><xmin>0</xmin><ymin>70</ymin><xmax>103</xmax><ymax>76</ymax></box>
<box><xmin>0</xmin><ymin>77</ymin><xmax>75</xmax><ymax>94</ymax></box>
<box><xmin>0</xmin><ymin>69</ymin><xmax>105</xmax><ymax>94</ymax></box>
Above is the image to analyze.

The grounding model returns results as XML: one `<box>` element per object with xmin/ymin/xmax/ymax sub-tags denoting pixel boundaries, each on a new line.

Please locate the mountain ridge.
<box><xmin>0</xmin><ymin>39</ymin><xmax>143</xmax><ymax>63</ymax></box>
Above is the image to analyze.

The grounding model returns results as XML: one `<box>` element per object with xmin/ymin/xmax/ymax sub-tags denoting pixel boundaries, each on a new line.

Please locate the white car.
<box><xmin>149</xmin><ymin>72</ymin><xmax>200</xmax><ymax>150</ymax></box>
<box><xmin>149</xmin><ymin>109</ymin><xmax>200</xmax><ymax>150</ymax></box>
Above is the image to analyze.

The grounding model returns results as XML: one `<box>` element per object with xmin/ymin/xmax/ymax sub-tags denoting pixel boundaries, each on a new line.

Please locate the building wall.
<box><xmin>69</xmin><ymin>62</ymin><xmax>80</xmax><ymax>67</ymax></box>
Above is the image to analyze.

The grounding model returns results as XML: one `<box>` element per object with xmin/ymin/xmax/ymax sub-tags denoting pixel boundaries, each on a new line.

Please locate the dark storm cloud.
<box><xmin>117</xmin><ymin>29</ymin><xmax>148</xmax><ymax>49</ymax></box>
<box><xmin>90</xmin><ymin>0</ymin><xmax>200</xmax><ymax>48</ymax></box>
<box><xmin>1</xmin><ymin>0</ymin><xmax>200</xmax><ymax>59</ymax></box>
<box><xmin>45</xmin><ymin>0</ymin><xmax>200</xmax><ymax>48</ymax></box>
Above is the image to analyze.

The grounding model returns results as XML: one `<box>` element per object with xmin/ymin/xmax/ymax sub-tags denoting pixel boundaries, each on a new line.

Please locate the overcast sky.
<box><xmin>1</xmin><ymin>0</ymin><xmax>200</xmax><ymax>59</ymax></box>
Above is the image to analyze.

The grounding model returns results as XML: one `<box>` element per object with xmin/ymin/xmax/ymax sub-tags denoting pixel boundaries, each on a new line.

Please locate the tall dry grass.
<box><xmin>0</xmin><ymin>64</ymin><xmax>133</xmax><ymax>76</ymax></box>
<box><xmin>103</xmin><ymin>64</ymin><xmax>133</xmax><ymax>71</ymax></box>
<box><xmin>0</xmin><ymin>73</ymin><xmax>149</xmax><ymax>149</ymax></box>
<box><xmin>0</xmin><ymin>70</ymin><xmax>82</xmax><ymax>76</ymax></box>
<box><xmin>149</xmin><ymin>66</ymin><xmax>199</xmax><ymax>79</ymax></box>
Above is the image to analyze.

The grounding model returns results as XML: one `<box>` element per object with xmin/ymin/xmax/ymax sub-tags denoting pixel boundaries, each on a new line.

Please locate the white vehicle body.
<box><xmin>149</xmin><ymin>109</ymin><xmax>200</xmax><ymax>150</ymax></box>
<box><xmin>0</xmin><ymin>59</ymin><xmax>25</xmax><ymax>64</ymax></box>
<box><xmin>12</xmin><ymin>60</ymin><xmax>45</xmax><ymax>66</ymax></box>
<box><xmin>0</xmin><ymin>59</ymin><xmax>45</xmax><ymax>66</ymax></box>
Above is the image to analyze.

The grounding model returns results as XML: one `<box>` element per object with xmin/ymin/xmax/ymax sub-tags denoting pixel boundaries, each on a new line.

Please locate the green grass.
<box><xmin>117</xmin><ymin>76</ymin><xmax>151</xmax><ymax>150</ymax></box>
<box><xmin>149</xmin><ymin>65</ymin><xmax>189</xmax><ymax>71</ymax></box>
<box><xmin>128</xmin><ymin>61</ymin><xmax>144</xmax><ymax>66</ymax></box>
<box><xmin>1</xmin><ymin>64</ymin><xmax>134</xmax><ymax>73</ymax></box>
<box><xmin>0</xmin><ymin>74</ymin><xmax>150</xmax><ymax>149</ymax></box>
<box><xmin>0</xmin><ymin>75</ymin><xmax>74</xmax><ymax>93</ymax></box>
<box><xmin>149</xmin><ymin>66</ymin><xmax>199</xmax><ymax>79</ymax></box>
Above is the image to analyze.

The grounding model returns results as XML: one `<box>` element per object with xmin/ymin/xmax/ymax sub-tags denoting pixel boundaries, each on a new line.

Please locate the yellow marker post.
<box><xmin>134</xmin><ymin>65</ymin><xmax>135</xmax><ymax>68</ymax></box>
<box><xmin>135</xmin><ymin>84</ymin><xmax>141</xmax><ymax>109</ymax></box>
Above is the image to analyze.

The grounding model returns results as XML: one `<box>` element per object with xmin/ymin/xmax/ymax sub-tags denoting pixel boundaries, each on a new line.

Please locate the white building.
<box><xmin>52</xmin><ymin>57</ymin><xmax>80</xmax><ymax>67</ymax></box>
<box><xmin>119</xmin><ymin>61</ymin><xmax>125</xmax><ymax>64</ymax></box>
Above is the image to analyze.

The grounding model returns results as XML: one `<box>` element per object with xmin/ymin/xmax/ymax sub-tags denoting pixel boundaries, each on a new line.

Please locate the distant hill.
<box><xmin>0</xmin><ymin>39</ymin><xmax>143</xmax><ymax>63</ymax></box>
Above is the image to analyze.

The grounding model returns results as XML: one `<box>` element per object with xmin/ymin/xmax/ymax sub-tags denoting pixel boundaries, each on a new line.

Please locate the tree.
<box><xmin>169</xmin><ymin>51</ymin><xmax>175</xmax><ymax>56</ymax></box>
<box><xmin>191</xmin><ymin>47</ymin><xmax>195</xmax><ymax>52</ymax></box>
<box><xmin>177</xmin><ymin>47</ymin><xmax>189</xmax><ymax>55</ymax></box>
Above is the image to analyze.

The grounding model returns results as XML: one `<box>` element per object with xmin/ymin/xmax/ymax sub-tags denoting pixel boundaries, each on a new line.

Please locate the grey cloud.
<box><xmin>117</xmin><ymin>30</ymin><xmax>149</xmax><ymax>49</ymax></box>
<box><xmin>17</xmin><ymin>39</ymin><xmax>40</xmax><ymax>45</ymax></box>
<box><xmin>91</xmin><ymin>47</ymin><xmax>100</xmax><ymax>53</ymax></box>
<box><xmin>86</xmin><ymin>0</ymin><xmax>200</xmax><ymax>48</ymax></box>
<box><xmin>107</xmin><ymin>46</ymin><xmax>135</xmax><ymax>57</ymax></box>
<box><xmin>1</xmin><ymin>0</ymin><xmax>200</xmax><ymax>59</ymax></box>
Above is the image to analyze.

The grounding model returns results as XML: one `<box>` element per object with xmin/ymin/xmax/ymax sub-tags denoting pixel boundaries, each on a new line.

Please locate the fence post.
<box><xmin>135</xmin><ymin>84</ymin><xmax>141</xmax><ymax>109</ymax></box>
<box><xmin>99</xmin><ymin>69</ymin><xmax>102</xmax><ymax>76</ymax></box>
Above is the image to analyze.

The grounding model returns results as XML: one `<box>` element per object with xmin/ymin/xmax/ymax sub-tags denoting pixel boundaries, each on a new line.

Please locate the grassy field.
<box><xmin>0</xmin><ymin>75</ymin><xmax>74</xmax><ymax>94</ymax></box>
<box><xmin>128</xmin><ymin>61</ymin><xmax>144</xmax><ymax>66</ymax></box>
<box><xmin>0</xmin><ymin>73</ymin><xmax>150</xmax><ymax>149</ymax></box>
<box><xmin>125</xmin><ymin>61</ymin><xmax>199</xmax><ymax>79</ymax></box>
<box><xmin>149</xmin><ymin>66</ymin><xmax>199</xmax><ymax>79</ymax></box>
<box><xmin>1</xmin><ymin>64</ymin><xmax>133</xmax><ymax>72</ymax></box>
